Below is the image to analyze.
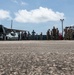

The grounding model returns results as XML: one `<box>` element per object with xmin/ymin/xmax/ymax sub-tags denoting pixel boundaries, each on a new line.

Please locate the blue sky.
<box><xmin>0</xmin><ymin>0</ymin><xmax>74</xmax><ymax>34</ymax></box>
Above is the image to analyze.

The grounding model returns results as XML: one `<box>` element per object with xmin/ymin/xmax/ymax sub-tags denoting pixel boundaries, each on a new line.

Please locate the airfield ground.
<box><xmin>0</xmin><ymin>41</ymin><xmax>74</xmax><ymax>75</ymax></box>
<box><xmin>0</xmin><ymin>40</ymin><xmax>74</xmax><ymax>53</ymax></box>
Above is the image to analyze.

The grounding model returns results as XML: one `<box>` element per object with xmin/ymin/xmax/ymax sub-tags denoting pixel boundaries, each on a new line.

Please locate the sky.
<box><xmin>0</xmin><ymin>0</ymin><xmax>74</xmax><ymax>34</ymax></box>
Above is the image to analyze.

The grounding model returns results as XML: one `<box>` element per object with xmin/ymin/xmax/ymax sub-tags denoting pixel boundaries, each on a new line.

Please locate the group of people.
<box><xmin>18</xmin><ymin>30</ymin><xmax>44</xmax><ymax>40</ymax></box>
<box><xmin>64</xmin><ymin>26</ymin><xmax>74</xmax><ymax>40</ymax></box>
<box><xmin>47</xmin><ymin>26</ymin><xmax>63</xmax><ymax>40</ymax></box>
<box><xmin>17</xmin><ymin>26</ymin><xmax>63</xmax><ymax>40</ymax></box>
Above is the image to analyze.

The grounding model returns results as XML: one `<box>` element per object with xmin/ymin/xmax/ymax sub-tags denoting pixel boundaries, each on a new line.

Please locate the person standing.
<box><xmin>32</xmin><ymin>30</ymin><xmax>35</xmax><ymax>40</ymax></box>
<box><xmin>47</xmin><ymin>29</ymin><xmax>51</xmax><ymax>40</ymax></box>
<box><xmin>40</xmin><ymin>32</ymin><xmax>43</xmax><ymax>40</ymax></box>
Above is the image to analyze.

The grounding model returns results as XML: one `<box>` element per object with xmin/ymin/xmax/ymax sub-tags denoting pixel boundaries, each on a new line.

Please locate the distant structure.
<box><xmin>0</xmin><ymin>24</ymin><xmax>74</xmax><ymax>40</ymax></box>
<box><xmin>11</xmin><ymin>20</ymin><xmax>13</xmax><ymax>29</ymax></box>
<box><xmin>0</xmin><ymin>25</ymin><xmax>27</xmax><ymax>40</ymax></box>
<box><xmin>60</xmin><ymin>19</ymin><xmax>64</xmax><ymax>38</ymax></box>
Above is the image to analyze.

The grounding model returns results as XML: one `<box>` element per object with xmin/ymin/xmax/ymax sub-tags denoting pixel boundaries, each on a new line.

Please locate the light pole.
<box><xmin>11</xmin><ymin>20</ymin><xmax>13</xmax><ymax>29</ymax></box>
<box><xmin>60</xmin><ymin>19</ymin><xmax>64</xmax><ymax>37</ymax></box>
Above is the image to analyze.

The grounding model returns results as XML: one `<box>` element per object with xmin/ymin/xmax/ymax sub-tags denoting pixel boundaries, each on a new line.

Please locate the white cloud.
<box><xmin>0</xmin><ymin>9</ymin><xmax>11</xmax><ymax>20</ymax></box>
<box><xmin>14</xmin><ymin>7</ymin><xmax>65</xmax><ymax>23</ymax></box>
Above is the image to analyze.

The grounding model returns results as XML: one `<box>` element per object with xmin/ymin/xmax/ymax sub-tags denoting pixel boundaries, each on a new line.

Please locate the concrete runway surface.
<box><xmin>0</xmin><ymin>41</ymin><xmax>74</xmax><ymax>75</ymax></box>
<box><xmin>0</xmin><ymin>40</ymin><xmax>74</xmax><ymax>54</ymax></box>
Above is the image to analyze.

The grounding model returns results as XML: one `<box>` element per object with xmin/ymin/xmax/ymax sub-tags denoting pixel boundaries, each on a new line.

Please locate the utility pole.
<box><xmin>11</xmin><ymin>20</ymin><xmax>13</xmax><ymax>29</ymax></box>
<box><xmin>60</xmin><ymin>19</ymin><xmax>64</xmax><ymax>37</ymax></box>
